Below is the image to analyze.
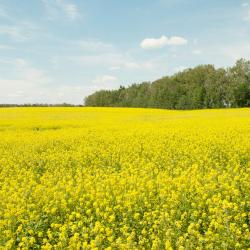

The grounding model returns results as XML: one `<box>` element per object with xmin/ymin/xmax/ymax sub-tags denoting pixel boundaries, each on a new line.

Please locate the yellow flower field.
<box><xmin>0</xmin><ymin>107</ymin><xmax>249</xmax><ymax>250</ymax></box>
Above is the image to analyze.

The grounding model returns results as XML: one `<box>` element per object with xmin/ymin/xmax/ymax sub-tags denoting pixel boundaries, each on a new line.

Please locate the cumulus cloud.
<box><xmin>140</xmin><ymin>35</ymin><xmax>187</xmax><ymax>49</ymax></box>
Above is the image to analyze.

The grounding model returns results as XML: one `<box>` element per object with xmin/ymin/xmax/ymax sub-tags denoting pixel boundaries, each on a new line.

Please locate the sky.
<box><xmin>0</xmin><ymin>0</ymin><xmax>250</xmax><ymax>104</ymax></box>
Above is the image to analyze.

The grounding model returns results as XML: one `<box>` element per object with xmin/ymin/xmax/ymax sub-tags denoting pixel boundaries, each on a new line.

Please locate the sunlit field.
<box><xmin>0</xmin><ymin>108</ymin><xmax>249</xmax><ymax>249</ymax></box>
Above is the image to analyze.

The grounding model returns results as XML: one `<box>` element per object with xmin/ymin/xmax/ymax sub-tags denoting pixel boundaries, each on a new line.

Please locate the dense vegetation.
<box><xmin>85</xmin><ymin>59</ymin><xmax>250</xmax><ymax>109</ymax></box>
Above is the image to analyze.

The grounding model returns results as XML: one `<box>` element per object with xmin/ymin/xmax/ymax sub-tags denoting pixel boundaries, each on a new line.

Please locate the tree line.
<box><xmin>84</xmin><ymin>59</ymin><xmax>250</xmax><ymax>109</ymax></box>
<box><xmin>0</xmin><ymin>103</ymin><xmax>83</xmax><ymax>107</ymax></box>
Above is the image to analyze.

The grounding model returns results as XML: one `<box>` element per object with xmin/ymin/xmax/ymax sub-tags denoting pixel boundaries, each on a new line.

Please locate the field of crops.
<box><xmin>0</xmin><ymin>108</ymin><xmax>249</xmax><ymax>249</ymax></box>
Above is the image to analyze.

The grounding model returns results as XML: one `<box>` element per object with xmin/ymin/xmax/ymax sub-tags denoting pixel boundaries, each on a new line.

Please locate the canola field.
<box><xmin>0</xmin><ymin>107</ymin><xmax>249</xmax><ymax>250</ymax></box>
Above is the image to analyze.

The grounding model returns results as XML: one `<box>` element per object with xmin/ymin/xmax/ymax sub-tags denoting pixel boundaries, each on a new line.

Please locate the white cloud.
<box><xmin>71</xmin><ymin>52</ymin><xmax>156</xmax><ymax>72</ymax></box>
<box><xmin>109</xmin><ymin>66</ymin><xmax>121</xmax><ymax>71</ymax></box>
<box><xmin>193</xmin><ymin>38</ymin><xmax>198</xmax><ymax>45</ymax></box>
<box><xmin>0</xmin><ymin>79</ymin><xmax>42</xmax><ymax>104</ymax></box>
<box><xmin>167</xmin><ymin>36</ymin><xmax>188</xmax><ymax>45</ymax></box>
<box><xmin>0</xmin><ymin>58</ymin><xmax>89</xmax><ymax>104</ymax></box>
<box><xmin>51</xmin><ymin>85</ymin><xmax>94</xmax><ymax>104</ymax></box>
<box><xmin>92</xmin><ymin>75</ymin><xmax>117</xmax><ymax>84</ymax></box>
<box><xmin>6</xmin><ymin>90</ymin><xmax>24</xmax><ymax>98</ymax></box>
<box><xmin>124</xmin><ymin>61</ymin><xmax>154</xmax><ymax>70</ymax></box>
<box><xmin>0</xmin><ymin>22</ymin><xmax>37</xmax><ymax>41</ymax></box>
<box><xmin>73</xmin><ymin>53</ymin><xmax>124</xmax><ymax>67</ymax></box>
<box><xmin>42</xmin><ymin>0</ymin><xmax>80</xmax><ymax>20</ymax></box>
<box><xmin>241</xmin><ymin>3</ymin><xmax>249</xmax><ymax>7</ymax></box>
<box><xmin>11</xmin><ymin>58</ymin><xmax>50</xmax><ymax>83</ymax></box>
<box><xmin>15</xmin><ymin>58</ymin><xmax>28</xmax><ymax>67</ymax></box>
<box><xmin>92</xmin><ymin>75</ymin><xmax>119</xmax><ymax>90</ymax></box>
<box><xmin>70</xmin><ymin>39</ymin><xmax>160</xmax><ymax>72</ymax></box>
<box><xmin>0</xmin><ymin>58</ymin><xmax>53</xmax><ymax>104</ymax></box>
<box><xmin>173</xmin><ymin>65</ymin><xmax>187</xmax><ymax>73</ymax></box>
<box><xmin>140</xmin><ymin>36</ymin><xmax>168</xmax><ymax>49</ymax></box>
<box><xmin>221</xmin><ymin>43</ymin><xmax>250</xmax><ymax>61</ymax></box>
<box><xmin>243</xmin><ymin>10</ymin><xmax>250</xmax><ymax>21</ymax></box>
<box><xmin>0</xmin><ymin>44</ymin><xmax>14</xmax><ymax>50</ymax></box>
<box><xmin>63</xmin><ymin>3</ymin><xmax>79</xmax><ymax>20</ymax></box>
<box><xmin>124</xmin><ymin>62</ymin><xmax>141</xmax><ymax>69</ymax></box>
<box><xmin>0</xmin><ymin>80</ymin><xmax>89</xmax><ymax>104</ymax></box>
<box><xmin>79</xmin><ymin>40</ymin><xmax>113</xmax><ymax>52</ymax></box>
<box><xmin>0</xmin><ymin>26</ymin><xmax>24</xmax><ymax>40</ymax></box>
<box><xmin>140</xmin><ymin>35</ymin><xmax>187</xmax><ymax>49</ymax></box>
<box><xmin>0</xmin><ymin>6</ymin><xmax>14</xmax><ymax>21</ymax></box>
<box><xmin>193</xmin><ymin>49</ymin><xmax>202</xmax><ymax>55</ymax></box>
<box><xmin>0</xmin><ymin>58</ymin><xmax>13</xmax><ymax>64</ymax></box>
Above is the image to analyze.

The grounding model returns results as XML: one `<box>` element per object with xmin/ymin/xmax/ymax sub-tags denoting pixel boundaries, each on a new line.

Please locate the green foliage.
<box><xmin>85</xmin><ymin>59</ymin><xmax>250</xmax><ymax>109</ymax></box>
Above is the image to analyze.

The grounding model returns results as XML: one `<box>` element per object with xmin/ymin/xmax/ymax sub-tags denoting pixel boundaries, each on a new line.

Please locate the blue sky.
<box><xmin>0</xmin><ymin>0</ymin><xmax>250</xmax><ymax>104</ymax></box>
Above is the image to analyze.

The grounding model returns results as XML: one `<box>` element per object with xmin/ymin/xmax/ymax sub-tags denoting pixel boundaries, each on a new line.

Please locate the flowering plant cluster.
<box><xmin>0</xmin><ymin>108</ymin><xmax>249</xmax><ymax>249</ymax></box>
